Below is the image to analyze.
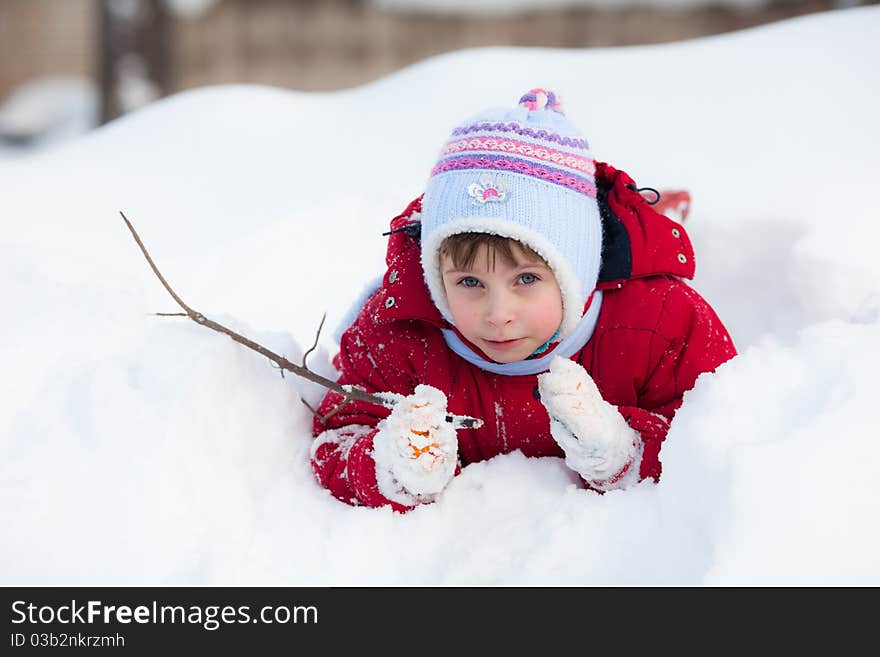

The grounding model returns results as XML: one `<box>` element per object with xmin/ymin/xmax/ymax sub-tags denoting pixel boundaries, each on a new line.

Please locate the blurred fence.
<box><xmin>170</xmin><ymin>0</ymin><xmax>840</xmax><ymax>91</ymax></box>
<box><xmin>0</xmin><ymin>0</ymin><xmax>861</xmax><ymax>118</ymax></box>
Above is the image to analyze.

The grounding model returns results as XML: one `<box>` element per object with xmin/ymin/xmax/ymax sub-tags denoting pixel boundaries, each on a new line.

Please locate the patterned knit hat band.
<box><xmin>430</xmin><ymin>89</ymin><xmax>596</xmax><ymax>201</ymax></box>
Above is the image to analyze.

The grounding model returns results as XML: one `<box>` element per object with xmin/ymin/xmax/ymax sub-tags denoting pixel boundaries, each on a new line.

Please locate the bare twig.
<box><xmin>301</xmin><ymin>394</ymin><xmax>352</xmax><ymax>425</ymax></box>
<box><xmin>302</xmin><ymin>312</ymin><xmax>326</xmax><ymax>369</ymax></box>
<box><xmin>121</xmin><ymin>211</ymin><xmax>483</xmax><ymax>429</ymax></box>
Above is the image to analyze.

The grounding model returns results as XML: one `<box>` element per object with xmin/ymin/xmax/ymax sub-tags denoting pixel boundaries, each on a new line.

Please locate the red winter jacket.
<box><xmin>311</xmin><ymin>162</ymin><xmax>736</xmax><ymax>512</ymax></box>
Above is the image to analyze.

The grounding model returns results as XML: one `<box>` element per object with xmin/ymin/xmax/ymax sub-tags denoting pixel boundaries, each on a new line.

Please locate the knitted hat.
<box><xmin>420</xmin><ymin>88</ymin><xmax>602</xmax><ymax>340</ymax></box>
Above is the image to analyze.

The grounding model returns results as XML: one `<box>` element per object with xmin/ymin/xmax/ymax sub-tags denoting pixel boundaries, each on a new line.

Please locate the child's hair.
<box><xmin>439</xmin><ymin>233</ymin><xmax>545</xmax><ymax>271</ymax></box>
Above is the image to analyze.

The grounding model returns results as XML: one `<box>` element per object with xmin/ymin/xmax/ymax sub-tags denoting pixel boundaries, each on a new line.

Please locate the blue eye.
<box><xmin>459</xmin><ymin>277</ymin><xmax>481</xmax><ymax>288</ymax></box>
<box><xmin>519</xmin><ymin>273</ymin><xmax>539</xmax><ymax>285</ymax></box>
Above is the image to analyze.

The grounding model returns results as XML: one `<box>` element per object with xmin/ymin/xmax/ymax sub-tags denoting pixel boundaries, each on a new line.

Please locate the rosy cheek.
<box><xmin>447</xmin><ymin>292</ymin><xmax>472</xmax><ymax>318</ymax></box>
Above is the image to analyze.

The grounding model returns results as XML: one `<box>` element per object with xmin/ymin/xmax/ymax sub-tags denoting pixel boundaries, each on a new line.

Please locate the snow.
<box><xmin>1</xmin><ymin>6</ymin><xmax>878</xmax><ymax>585</ymax></box>
<box><xmin>0</xmin><ymin>77</ymin><xmax>97</xmax><ymax>159</ymax></box>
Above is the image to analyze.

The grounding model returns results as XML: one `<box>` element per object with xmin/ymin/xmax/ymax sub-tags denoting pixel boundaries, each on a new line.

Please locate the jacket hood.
<box><xmin>593</xmin><ymin>162</ymin><xmax>695</xmax><ymax>290</ymax></box>
<box><xmin>373</xmin><ymin>161</ymin><xmax>695</xmax><ymax>328</ymax></box>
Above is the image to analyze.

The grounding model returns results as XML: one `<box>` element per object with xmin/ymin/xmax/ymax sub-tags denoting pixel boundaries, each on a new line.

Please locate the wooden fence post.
<box><xmin>98</xmin><ymin>0</ymin><xmax>171</xmax><ymax>124</ymax></box>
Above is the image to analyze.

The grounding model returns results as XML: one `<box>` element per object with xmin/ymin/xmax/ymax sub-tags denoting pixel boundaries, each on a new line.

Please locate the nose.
<box><xmin>485</xmin><ymin>289</ymin><xmax>516</xmax><ymax>327</ymax></box>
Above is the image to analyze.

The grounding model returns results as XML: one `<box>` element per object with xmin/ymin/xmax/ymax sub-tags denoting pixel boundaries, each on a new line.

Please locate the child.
<box><xmin>311</xmin><ymin>88</ymin><xmax>736</xmax><ymax>512</ymax></box>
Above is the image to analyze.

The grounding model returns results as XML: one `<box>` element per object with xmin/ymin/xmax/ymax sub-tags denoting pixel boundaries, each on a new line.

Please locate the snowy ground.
<box><xmin>1</xmin><ymin>7</ymin><xmax>878</xmax><ymax>585</ymax></box>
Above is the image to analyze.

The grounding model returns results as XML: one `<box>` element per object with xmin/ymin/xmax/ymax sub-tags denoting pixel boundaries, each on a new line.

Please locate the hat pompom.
<box><xmin>519</xmin><ymin>88</ymin><xmax>564</xmax><ymax>113</ymax></box>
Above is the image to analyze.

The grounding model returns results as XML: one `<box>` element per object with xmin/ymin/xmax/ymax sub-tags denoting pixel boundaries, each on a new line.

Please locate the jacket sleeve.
<box><xmin>616</xmin><ymin>281</ymin><xmax>737</xmax><ymax>483</ymax></box>
<box><xmin>310</xmin><ymin>301</ymin><xmax>429</xmax><ymax>512</ymax></box>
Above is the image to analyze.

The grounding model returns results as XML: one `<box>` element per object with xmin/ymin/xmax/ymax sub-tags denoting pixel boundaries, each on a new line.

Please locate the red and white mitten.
<box><xmin>372</xmin><ymin>385</ymin><xmax>458</xmax><ymax>506</ymax></box>
<box><xmin>537</xmin><ymin>357</ymin><xmax>642</xmax><ymax>491</ymax></box>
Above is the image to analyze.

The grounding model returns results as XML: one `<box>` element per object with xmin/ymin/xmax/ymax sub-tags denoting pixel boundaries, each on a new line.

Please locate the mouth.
<box><xmin>482</xmin><ymin>337</ymin><xmax>525</xmax><ymax>351</ymax></box>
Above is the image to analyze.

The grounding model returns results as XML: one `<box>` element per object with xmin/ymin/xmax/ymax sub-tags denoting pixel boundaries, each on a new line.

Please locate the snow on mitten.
<box><xmin>537</xmin><ymin>357</ymin><xmax>642</xmax><ymax>490</ymax></box>
<box><xmin>372</xmin><ymin>385</ymin><xmax>458</xmax><ymax>506</ymax></box>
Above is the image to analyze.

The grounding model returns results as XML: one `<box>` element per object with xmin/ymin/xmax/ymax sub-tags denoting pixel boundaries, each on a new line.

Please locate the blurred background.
<box><xmin>0</xmin><ymin>0</ymin><xmax>872</xmax><ymax>153</ymax></box>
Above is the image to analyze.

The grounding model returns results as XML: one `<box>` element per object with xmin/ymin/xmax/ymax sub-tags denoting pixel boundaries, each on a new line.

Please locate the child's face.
<box><xmin>441</xmin><ymin>244</ymin><xmax>563</xmax><ymax>363</ymax></box>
